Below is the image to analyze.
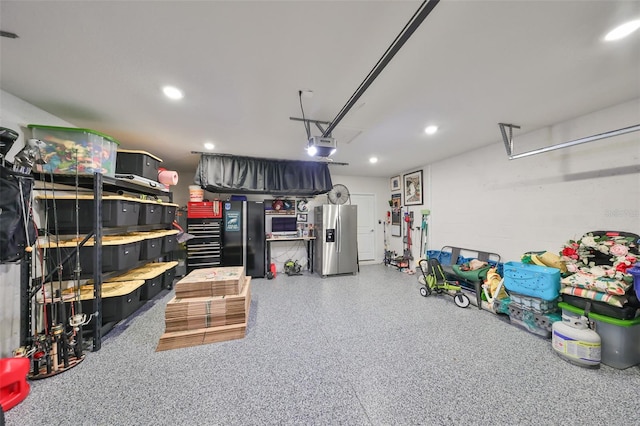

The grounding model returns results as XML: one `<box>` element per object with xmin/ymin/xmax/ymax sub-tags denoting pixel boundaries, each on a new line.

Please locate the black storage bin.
<box><xmin>561</xmin><ymin>294</ymin><xmax>638</xmax><ymax>320</ymax></box>
<box><xmin>162</xmin><ymin>203</ymin><xmax>178</xmax><ymax>225</ymax></box>
<box><xmin>42</xmin><ymin>196</ymin><xmax>140</xmax><ymax>232</ymax></box>
<box><xmin>139</xmin><ymin>201</ymin><xmax>163</xmax><ymax>225</ymax></box>
<box><xmin>162</xmin><ymin>232</ymin><xmax>178</xmax><ymax>254</ymax></box>
<box><xmin>163</xmin><ymin>264</ymin><xmax>177</xmax><ymax>288</ymax></box>
<box><xmin>105</xmin><ymin>262</ymin><xmax>168</xmax><ymax>301</ymax></box>
<box><xmin>140</xmin><ymin>275</ymin><xmax>163</xmax><ymax>300</ymax></box>
<box><xmin>48</xmin><ymin>237</ymin><xmax>143</xmax><ymax>278</ymax></box>
<box><xmin>99</xmin><ymin>288</ymin><xmax>141</xmax><ymax>323</ymax></box>
<box><xmin>116</xmin><ymin>150</ymin><xmax>161</xmax><ymax>181</ymax></box>
<box><xmin>78</xmin><ymin>281</ymin><xmax>144</xmax><ymax>324</ymax></box>
<box><xmin>139</xmin><ymin>235</ymin><xmax>163</xmax><ymax>260</ymax></box>
<box><xmin>79</xmin><ymin>240</ymin><xmax>142</xmax><ymax>275</ymax></box>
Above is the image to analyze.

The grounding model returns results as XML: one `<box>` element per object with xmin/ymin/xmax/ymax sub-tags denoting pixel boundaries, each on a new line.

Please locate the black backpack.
<box><xmin>0</xmin><ymin>165</ymin><xmax>36</xmax><ymax>263</ymax></box>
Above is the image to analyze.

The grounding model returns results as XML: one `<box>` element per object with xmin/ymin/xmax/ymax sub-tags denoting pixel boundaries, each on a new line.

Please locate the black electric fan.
<box><xmin>327</xmin><ymin>184</ymin><xmax>350</xmax><ymax>205</ymax></box>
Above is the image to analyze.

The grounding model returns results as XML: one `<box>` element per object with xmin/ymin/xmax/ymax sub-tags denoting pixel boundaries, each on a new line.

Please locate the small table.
<box><xmin>265</xmin><ymin>237</ymin><xmax>316</xmax><ymax>273</ymax></box>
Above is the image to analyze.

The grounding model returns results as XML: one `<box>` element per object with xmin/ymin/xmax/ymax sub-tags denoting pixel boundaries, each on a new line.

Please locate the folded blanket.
<box><xmin>452</xmin><ymin>263</ymin><xmax>491</xmax><ymax>282</ymax></box>
<box><xmin>560</xmin><ymin>286</ymin><xmax>627</xmax><ymax>307</ymax></box>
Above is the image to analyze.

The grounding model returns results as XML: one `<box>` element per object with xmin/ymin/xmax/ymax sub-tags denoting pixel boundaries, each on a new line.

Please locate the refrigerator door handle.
<box><xmin>337</xmin><ymin>213</ymin><xmax>341</xmax><ymax>253</ymax></box>
<box><xmin>243</xmin><ymin>202</ymin><xmax>248</xmax><ymax>267</ymax></box>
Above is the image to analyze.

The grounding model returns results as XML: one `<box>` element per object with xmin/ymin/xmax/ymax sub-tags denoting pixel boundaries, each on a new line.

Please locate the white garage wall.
<box><xmin>392</xmin><ymin>98</ymin><xmax>640</xmax><ymax>264</ymax></box>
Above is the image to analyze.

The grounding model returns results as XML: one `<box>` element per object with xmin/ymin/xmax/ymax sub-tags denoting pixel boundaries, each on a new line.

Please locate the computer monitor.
<box><xmin>271</xmin><ymin>216</ymin><xmax>297</xmax><ymax>235</ymax></box>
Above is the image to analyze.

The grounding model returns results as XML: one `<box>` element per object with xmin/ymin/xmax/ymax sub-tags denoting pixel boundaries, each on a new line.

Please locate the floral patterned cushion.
<box><xmin>561</xmin><ymin>231</ymin><xmax>638</xmax><ymax>282</ymax></box>
<box><xmin>560</xmin><ymin>270</ymin><xmax>631</xmax><ymax>296</ymax></box>
<box><xmin>560</xmin><ymin>231</ymin><xmax>639</xmax><ymax>307</ymax></box>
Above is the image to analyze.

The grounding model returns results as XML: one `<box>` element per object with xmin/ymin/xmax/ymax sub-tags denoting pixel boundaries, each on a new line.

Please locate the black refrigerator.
<box><xmin>222</xmin><ymin>200</ymin><xmax>265</xmax><ymax>278</ymax></box>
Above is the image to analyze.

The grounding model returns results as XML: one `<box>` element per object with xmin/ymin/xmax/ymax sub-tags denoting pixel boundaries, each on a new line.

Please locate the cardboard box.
<box><xmin>174</xmin><ymin>266</ymin><xmax>245</xmax><ymax>298</ymax></box>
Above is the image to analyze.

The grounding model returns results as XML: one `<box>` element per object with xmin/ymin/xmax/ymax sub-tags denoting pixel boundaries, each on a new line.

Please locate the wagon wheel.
<box><xmin>454</xmin><ymin>293</ymin><xmax>470</xmax><ymax>308</ymax></box>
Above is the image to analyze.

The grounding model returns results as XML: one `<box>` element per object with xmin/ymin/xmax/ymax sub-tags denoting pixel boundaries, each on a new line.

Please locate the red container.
<box><xmin>0</xmin><ymin>357</ymin><xmax>30</xmax><ymax>411</ymax></box>
<box><xmin>187</xmin><ymin>201</ymin><xmax>223</xmax><ymax>219</ymax></box>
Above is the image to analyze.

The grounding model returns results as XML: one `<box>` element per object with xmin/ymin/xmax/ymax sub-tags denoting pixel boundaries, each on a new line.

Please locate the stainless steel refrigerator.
<box><xmin>222</xmin><ymin>200</ymin><xmax>265</xmax><ymax>278</ymax></box>
<box><xmin>314</xmin><ymin>204</ymin><xmax>358</xmax><ymax>277</ymax></box>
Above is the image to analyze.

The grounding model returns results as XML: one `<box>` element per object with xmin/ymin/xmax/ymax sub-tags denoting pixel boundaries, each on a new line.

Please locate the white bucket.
<box><xmin>189</xmin><ymin>185</ymin><xmax>204</xmax><ymax>202</ymax></box>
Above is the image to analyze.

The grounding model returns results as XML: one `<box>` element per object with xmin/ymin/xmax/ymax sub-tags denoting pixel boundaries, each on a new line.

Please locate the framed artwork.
<box><xmin>297</xmin><ymin>213</ymin><xmax>308</xmax><ymax>222</ymax></box>
<box><xmin>390</xmin><ymin>175</ymin><xmax>401</xmax><ymax>192</ymax></box>
<box><xmin>403</xmin><ymin>170</ymin><xmax>423</xmax><ymax>206</ymax></box>
<box><xmin>391</xmin><ymin>193</ymin><xmax>401</xmax><ymax>209</ymax></box>
<box><xmin>296</xmin><ymin>199</ymin><xmax>309</xmax><ymax>212</ymax></box>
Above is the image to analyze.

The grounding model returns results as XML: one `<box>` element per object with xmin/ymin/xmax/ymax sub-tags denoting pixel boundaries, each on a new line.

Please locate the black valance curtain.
<box><xmin>195</xmin><ymin>154</ymin><xmax>333</xmax><ymax>196</ymax></box>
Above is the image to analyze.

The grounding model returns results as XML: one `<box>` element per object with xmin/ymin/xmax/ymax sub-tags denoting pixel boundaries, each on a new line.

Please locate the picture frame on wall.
<box><xmin>296</xmin><ymin>199</ymin><xmax>309</xmax><ymax>212</ymax></box>
<box><xmin>391</xmin><ymin>193</ymin><xmax>401</xmax><ymax>209</ymax></box>
<box><xmin>390</xmin><ymin>175</ymin><xmax>401</xmax><ymax>192</ymax></box>
<box><xmin>403</xmin><ymin>170</ymin><xmax>423</xmax><ymax>206</ymax></box>
<box><xmin>296</xmin><ymin>213</ymin><xmax>308</xmax><ymax>222</ymax></box>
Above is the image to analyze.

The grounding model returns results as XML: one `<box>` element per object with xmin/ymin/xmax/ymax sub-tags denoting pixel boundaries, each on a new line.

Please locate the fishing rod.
<box><xmin>68</xmin><ymin>148</ymin><xmax>88</xmax><ymax>358</ymax></box>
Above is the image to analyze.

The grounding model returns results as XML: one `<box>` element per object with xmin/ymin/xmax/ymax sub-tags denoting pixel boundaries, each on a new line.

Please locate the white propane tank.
<box><xmin>552</xmin><ymin>313</ymin><xmax>601</xmax><ymax>368</ymax></box>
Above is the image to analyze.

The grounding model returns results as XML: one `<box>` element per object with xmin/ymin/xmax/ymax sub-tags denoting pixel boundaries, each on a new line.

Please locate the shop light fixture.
<box><xmin>605</xmin><ymin>19</ymin><xmax>640</xmax><ymax>41</ymax></box>
<box><xmin>162</xmin><ymin>86</ymin><xmax>184</xmax><ymax>100</ymax></box>
<box><xmin>369</xmin><ymin>157</ymin><xmax>378</xmax><ymax>164</ymax></box>
<box><xmin>204</xmin><ymin>142</ymin><xmax>215</xmax><ymax>150</ymax></box>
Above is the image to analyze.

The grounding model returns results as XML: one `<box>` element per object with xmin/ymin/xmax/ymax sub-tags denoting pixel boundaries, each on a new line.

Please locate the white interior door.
<box><xmin>350</xmin><ymin>193</ymin><xmax>376</xmax><ymax>261</ymax></box>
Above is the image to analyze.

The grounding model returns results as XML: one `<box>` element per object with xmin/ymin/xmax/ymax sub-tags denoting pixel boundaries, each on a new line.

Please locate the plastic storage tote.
<box><xmin>160</xmin><ymin>230</ymin><xmax>179</xmax><ymax>254</ymax></box>
<box><xmin>503</xmin><ymin>261</ymin><xmax>560</xmax><ymax>301</ymax></box>
<box><xmin>561</xmin><ymin>293</ymin><xmax>638</xmax><ymax>320</ymax></box>
<box><xmin>28</xmin><ymin>124</ymin><xmax>119</xmax><ymax>177</ymax></box>
<box><xmin>107</xmin><ymin>264</ymin><xmax>166</xmax><ymax>301</ymax></box>
<box><xmin>115</xmin><ymin>149</ymin><xmax>162</xmax><ymax>181</ymax></box>
<box><xmin>559</xmin><ymin>302</ymin><xmax>640</xmax><ymax>369</ymax></box>
<box><xmin>83</xmin><ymin>281</ymin><xmax>145</xmax><ymax>324</ymax></box>
<box><xmin>138</xmin><ymin>200</ymin><xmax>164</xmax><ymax>225</ymax></box>
<box><xmin>45</xmin><ymin>235</ymin><xmax>144</xmax><ymax>278</ymax></box>
<box><xmin>161</xmin><ymin>203</ymin><xmax>179</xmax><ymax>224</ymax></box>
<box><xmin>162</xmin><ymin>262</ymin><xmax>178</xmax><ymax>288</ymax></box>
<box><xmin>135</xmin><ymin>233</ymin><xmax>163</xmax><ymax>261</ymax></box>
<box><xmin>38</xmin><ymin>195</ymin><xmax>140</xmax><ymax>233</ymax></box>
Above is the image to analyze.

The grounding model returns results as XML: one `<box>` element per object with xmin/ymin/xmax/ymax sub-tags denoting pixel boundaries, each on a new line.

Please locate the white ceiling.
<box><xmin>1</xmin><ymin>0</ymin><xmax>639</xmax><ymax>178</ymax></box>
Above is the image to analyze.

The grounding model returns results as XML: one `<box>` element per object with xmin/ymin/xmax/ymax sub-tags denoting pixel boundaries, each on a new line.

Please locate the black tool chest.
<box><xmin>186</xmin><ymin>218</ymin><xmax>222</xmax><ymax>273</ymax></box>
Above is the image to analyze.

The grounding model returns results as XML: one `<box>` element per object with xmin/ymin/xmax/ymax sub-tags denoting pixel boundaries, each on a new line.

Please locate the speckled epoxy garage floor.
<box><xmin>6</xmin><ymin>264</ymin><xmax>640</xmax><ymax>425</ymax></box>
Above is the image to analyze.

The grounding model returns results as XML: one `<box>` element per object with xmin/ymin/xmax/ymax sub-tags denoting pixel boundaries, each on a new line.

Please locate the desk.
<box><xmin>266</xmin><ymin>237</ymin><xmax>316</xmax><ymax>273</ymax></box>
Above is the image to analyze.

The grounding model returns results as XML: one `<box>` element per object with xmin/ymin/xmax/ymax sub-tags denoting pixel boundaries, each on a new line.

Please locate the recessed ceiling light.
<box><xmin>162</xmin><ymin>86</ymin><xmax>184</xmax><ymax>100</ymax></box>
<box><xmin>369</xmin><ymin>157</ymin><xmax>378</xmax><ymax>164</ymax></box>
<box><xmin>424</xmin><ymin>125</ymin><xmax>438</xmax><ymax>135</ymax></box>
<box><xmin>605</xmin><ymin>19</ymin><xmax>640</xmax><ymax>41</ymax></box>
<box><xmin>204</xmin><ymin>142</ymin><xmax>215</xmax><ymax>150</ymax></box>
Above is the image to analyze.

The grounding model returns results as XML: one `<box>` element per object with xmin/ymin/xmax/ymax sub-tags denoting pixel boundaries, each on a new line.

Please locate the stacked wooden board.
<box><xmin>156</xmin><ymin>266</ymin><xmax>250</xmax><ymax>351</ymax></box>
